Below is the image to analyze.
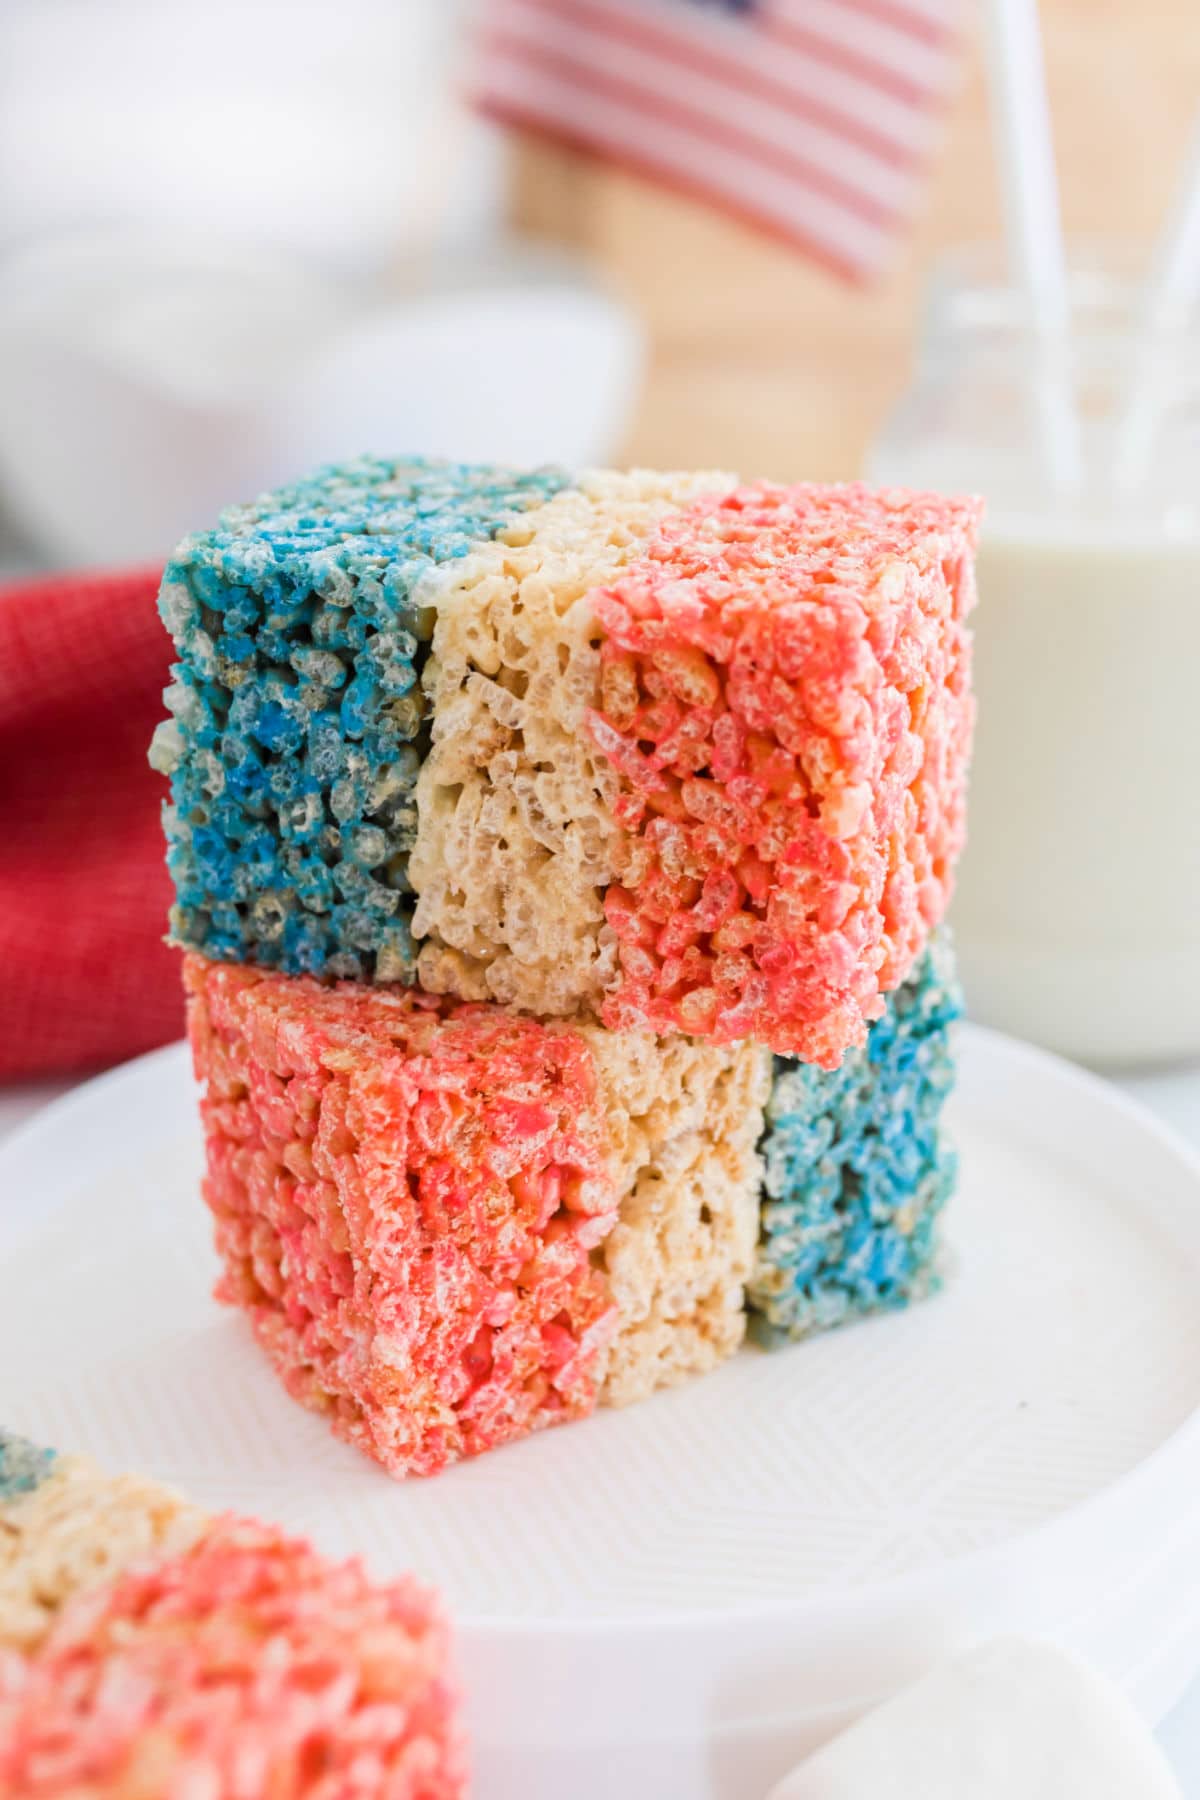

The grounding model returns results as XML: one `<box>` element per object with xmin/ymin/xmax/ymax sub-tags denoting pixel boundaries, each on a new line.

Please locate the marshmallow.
<box><xmin>768</xmin><ymin>1639</ymin><xmax>1181</xmax><ymax>1800</ymax></box>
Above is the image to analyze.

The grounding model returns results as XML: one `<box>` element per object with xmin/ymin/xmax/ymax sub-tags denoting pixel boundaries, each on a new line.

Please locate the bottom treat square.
<box><xmin>184</xmin><ymin>935</ymin><xmax>961</xmax><ymax>1478</ymax></box>
<box><xmin>185</xmin><ymin>957</ymin><xmax>769</xmax><ymax>1477</ymax></box>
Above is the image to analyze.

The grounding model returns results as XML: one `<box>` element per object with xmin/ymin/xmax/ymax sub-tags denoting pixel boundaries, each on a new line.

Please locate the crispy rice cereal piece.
<box><xmin>588</xmin><ymin>483</ymin><xmax>980</xmax><ymax>1065</ymax></box>
<box><xmin>0</xmin><ymin>1434</ymin><xmax>55</xmax><ymax>1503</ymax></box>
<box><xmin>749</xmin><ymin>930</ymin><xmax>963</xmax><ymax>1341</ymax></box>
<box><xmin>0</xmin><ymin>1515</ymin><xmax>463</xmax><ymax>1799</ymax></box>
<box><xmin>410</xmin><ymin>469</ymin><xmax>732</xmax><ymax>1016</ymax></box>
<box><xmin>0</xmin><ymin>1434</ymin><xmax>203</xmax><ymax>1652</ymax></box>
<box><xmin>185</xmin><ymin>955</ymin><xmax>765</xmax><ymax>1477</ymax></box>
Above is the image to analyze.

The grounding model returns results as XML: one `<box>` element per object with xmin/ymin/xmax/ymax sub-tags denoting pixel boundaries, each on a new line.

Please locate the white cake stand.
<box><xmin>2</xmin><ymin>1027</ymin><xmax>1200</xmax><ymax>1800</ymax></box>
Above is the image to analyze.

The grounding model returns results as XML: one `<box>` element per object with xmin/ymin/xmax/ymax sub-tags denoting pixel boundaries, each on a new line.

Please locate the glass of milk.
<box><xmin>868</xmin><ymin>246</ymin><xmax>1200</xmax><ymax>1069</ymax></box>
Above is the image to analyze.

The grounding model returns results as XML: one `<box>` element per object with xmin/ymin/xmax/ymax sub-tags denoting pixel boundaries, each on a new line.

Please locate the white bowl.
<box><xmin>0</xmin><ymin>232</ymin><xmax>646</xmax><ymax>564</ymax></box>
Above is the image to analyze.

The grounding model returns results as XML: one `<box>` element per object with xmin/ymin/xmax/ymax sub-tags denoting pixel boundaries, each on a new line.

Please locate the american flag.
<box><xmin>472</xmin><ymin>0</ymin><xmax>963</xmax><ymax>280</ymax></box>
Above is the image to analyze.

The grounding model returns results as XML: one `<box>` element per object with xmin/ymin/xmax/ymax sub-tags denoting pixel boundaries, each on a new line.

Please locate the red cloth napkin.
<box><xmin>0</xmin><ymin>566</ymin><xmax>184</xmax><ymax>1081</ymax></box>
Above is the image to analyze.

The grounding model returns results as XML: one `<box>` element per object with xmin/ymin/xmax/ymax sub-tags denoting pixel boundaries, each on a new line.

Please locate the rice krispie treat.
<box><xmin>0</xmin><ymin>1431</ymin><xmax>203</xmax><ymax>1651</ymax></box>
<box><xmin>153</xmin><ymin>460</ymin><xmax>979</xmax><ymax>1065</ymax></box>
<box><xmin>185</xmin><ymin>953</ymin><xmax>770</xmax><ymax>1477</ymax></box>
<box><xmin>749</xmin><ymin>930</ymin><xmax>962</xmax><ymax>1341</ymax></box>
<box><xmin>0</xmin><ymin>1431</ymin><xmax>464</xmax><ymax>1799</ymax></box>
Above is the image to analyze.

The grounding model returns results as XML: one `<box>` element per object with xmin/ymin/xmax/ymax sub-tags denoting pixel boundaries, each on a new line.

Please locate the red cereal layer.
<box><xmin>185</xmin><ymin>956</ymin><xmax>619</xmax><ymax>1478</ymax></box>
<box><xmin>0</xmin><ymin>1515</ymin><xmax>462</xmax><ymax>1798</ymax></box>
<box><xmin>586</xmin><ymin>480</ymin><xmax>980</xmax><ymax>1066</ymax></box>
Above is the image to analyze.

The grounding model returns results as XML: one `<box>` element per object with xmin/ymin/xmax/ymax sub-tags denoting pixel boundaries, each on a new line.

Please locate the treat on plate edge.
<box><xmin>0</xmin><ymin>1429</ymin><xmax>464</xmax><ymax>1796</ymax></box>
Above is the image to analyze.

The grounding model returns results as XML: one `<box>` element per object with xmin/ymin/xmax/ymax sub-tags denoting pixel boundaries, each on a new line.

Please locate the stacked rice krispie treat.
<box><xmin>153</xmin><ymin>459</ymin><xmax>978</xmax><ymax>1477</ymax></box>
<box><xmin>0</xmin><ymin>1429</ymin><xmax>463</xmax><ymax>1797</ymax></box>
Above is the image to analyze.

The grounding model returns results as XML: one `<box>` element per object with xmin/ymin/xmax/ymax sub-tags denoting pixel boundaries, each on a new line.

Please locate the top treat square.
<box><xmin>154</xmin><ymin>462</ymin><xmax>979</xmax><ymax>1064</ymax></box>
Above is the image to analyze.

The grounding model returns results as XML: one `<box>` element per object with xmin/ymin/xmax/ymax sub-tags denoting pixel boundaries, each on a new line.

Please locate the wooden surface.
<box><xmin>509</xmin><ymin>1</ymin><xmax>1200</xmax><ymax>479</ymax></box>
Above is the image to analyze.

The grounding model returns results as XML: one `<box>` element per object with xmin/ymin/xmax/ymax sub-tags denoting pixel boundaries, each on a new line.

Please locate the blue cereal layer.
<box><xmin>150</xmin><ymin>457</ymin><xmax>570</xmax><ymax>981</ymax></box>
<box><xmin>0</xmin><ymin>1430</ymin><xmax>56</xmax><ymax>1501</ymax></box>
<box><xmin>749</xmin><ymin>930</ymin><xmax>962</xmax><ymax>1342</ymax></box>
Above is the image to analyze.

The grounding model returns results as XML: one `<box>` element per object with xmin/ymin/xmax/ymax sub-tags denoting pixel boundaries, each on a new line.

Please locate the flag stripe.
<box><xmin>476</xmin><ymin>48</ymin><xmax>893</xmax><ymax>271</ymax></box>
<box><xmin>767</xmin><ymin>0</ymin><xmax>949</xmax><ymax>103</ymax></box>
<box><xmin>629</xmin><ymin>0</ymin><xmax>943</xmax><ymax>145</ymax></box>
<box><xmin>774</xmin><ymin>0</ymin><xmax>954</xmax><ymax>82</ymax></box>
<box><xmin>836</xmin><ymin>0</ymin><xmax>957</xmax><ymax>42</ymax></box>
<box><xmin>473</xmin><ymin>0</ymin><xmax>960</xmax><ymax>278</ymax></box>
<box><xmin>481</xmin><ymin>23</ymin><xmax>903</xmax><ymax>225</ymax></box>
<box><xmin>498</xmin><ymin>0</ymin><xmax>926</xmax><ymax>165</ymax></box>
<box><xmin>491</xmin><ymin>0</ymin><xmax>919</xmax><ymax>208</ymax></box>
<box><xmin>474</xmin><ymin>93</ymin><xmax>878</xmax><ymax>282</ymax></box>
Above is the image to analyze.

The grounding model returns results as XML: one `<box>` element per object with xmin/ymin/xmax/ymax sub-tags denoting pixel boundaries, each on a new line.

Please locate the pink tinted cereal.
<box><xmin>185</xmin><ymin>956</ymin><xmax>618</xmax><ymax>1478</ymax></box>
<box><xmin>587</xmin><ymin>480</ymin><xmax>981</xmax><ymax>1066</ymax></box>
<box><xmin>0</xmin><ymin>1516</ymin><xmax>463</xmax><ymax>1798</ymax></box>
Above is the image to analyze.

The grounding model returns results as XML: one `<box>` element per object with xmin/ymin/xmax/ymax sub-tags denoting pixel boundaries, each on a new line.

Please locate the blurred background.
<box><xmin>526</xmin><ymin>0</ymin><xmax>1200</xmax><ymax>477</ymax></box>
<box><xmin>2</xmin><ymin>0</ymin><xmax>1199</xmax><ymax>1082</ymax></box>
<box><xmin>2</xmin><ymin>0</ymin><xmax>1197</xmax><ymax>542</ymax></box>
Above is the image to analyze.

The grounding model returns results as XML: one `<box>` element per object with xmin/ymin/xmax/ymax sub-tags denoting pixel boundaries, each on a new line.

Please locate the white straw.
<box><xmin>1140</xmin><ymin>112</ymin><xmax>1200</xmax><ymax>326</ymax></box>
<box><xmin>981</xmin><ymin>0</ymin><xmax>1082</xmax><ymax>493</ymax></box>
<box><xmin>1112</xmin><ymin>110</ymin><xmax>1200</xmax><ymax>494</ymax></box>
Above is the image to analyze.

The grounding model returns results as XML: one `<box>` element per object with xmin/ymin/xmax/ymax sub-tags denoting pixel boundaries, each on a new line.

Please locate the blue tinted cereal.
<box><xmin>749</xmin><ymin>931</ymin><xmax>962</xmax><ymax>1340</ymax></box>
<box><xmin>0</xmin><ymin>1431</ymin><xmax>56</xmax><ymax>1502</ymax></box>
<box><xmin>150</xmin><ymin>457</ymin><xmax>568</xmax><ymax>980</ymax></box>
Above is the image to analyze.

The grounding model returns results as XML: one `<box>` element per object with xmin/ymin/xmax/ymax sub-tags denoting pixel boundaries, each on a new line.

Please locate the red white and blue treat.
<box><xmin>0</xmin><ymin>1430</ymin><xmax>464</xmax><ymax>1798</ymax></box>
<box><xmin>185</xmin><ymin>954</ymin><xmax>770</xmax><ymax>1478</ymax></box>
<box><xmin>749</xmin><ymin>930</ymin><xmax>962</xmax><ymax>1341</ymax></box>
<box><xmin>153</xmin><ymin>463</ymin><xmax>980</xmax><ymax>1067</ymax></box>
<box><xmin>185</xmin><ymin>938</ymin><xmax>962</xmax><ymax>1479</ymax></box>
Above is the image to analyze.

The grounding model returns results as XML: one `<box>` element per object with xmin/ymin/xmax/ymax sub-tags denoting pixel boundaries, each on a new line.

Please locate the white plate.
<box><xmin>3</xmin><ymin>1027</ymin><xmax>1200</xmax><ymax>1800</ymax></box>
